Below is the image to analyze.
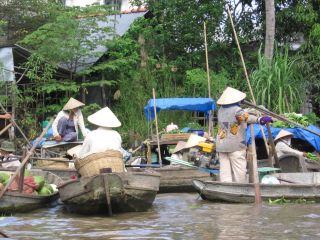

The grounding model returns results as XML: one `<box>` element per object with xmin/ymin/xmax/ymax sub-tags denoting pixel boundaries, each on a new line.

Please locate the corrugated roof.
<box><xmin>70</xmin><ymin>11</ymin><xmax>147</xmax><ymax>73</ymax></box>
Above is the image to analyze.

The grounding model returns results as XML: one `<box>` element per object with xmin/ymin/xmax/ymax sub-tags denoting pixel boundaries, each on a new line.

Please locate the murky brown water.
<box><xmin>1</xmin><ymin>193</ymin><xmax>320</xmax><ymax>239</ymax></box>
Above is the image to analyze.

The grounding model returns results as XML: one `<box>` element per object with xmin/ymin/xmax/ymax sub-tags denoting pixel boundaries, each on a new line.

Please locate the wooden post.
<box><xmin>18</xmin><ymin>147</ymin><xmax>27</xmax><ymax>193</ymax></box>
<box><xmin>152</xmin><ymin>88</ymin><xmax>162</xmax><ymax>167</ymax></box>
<box><xmin>203</xmin><ymin>22</ymin><xmax>213</xmax><ymax>137</ymax></box>
<box><xmin>0</xmin><ymin>117</ymin><xmax>54</xmax><ymax>199</ymax></box>
<box><xmin>102</xmin><ymin>175</ymin><xmax>112</xmax><ymax>216</ymax></box>
<box><xmin>250</xmin><ymin>124</ymin><xmax>262</xmax><ymax>204</ymax></box>
<box><xmin>266</xmin><ymin>123</ymin><xmax>279</xmax><ymax>167</ymax></box>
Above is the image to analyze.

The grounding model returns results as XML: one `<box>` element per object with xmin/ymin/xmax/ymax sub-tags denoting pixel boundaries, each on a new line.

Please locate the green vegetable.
<box><xmin>271</xmin><ymin>112</ymin><xmax>314</xmax><ymax>128</ymax></box>
<box><xmin>34</xmin><ymin>176</ymin><xmax>45</xmax><ymax>190</ymax></box>
<box><xmin>307</xmin><ymin>152</ymin><xmax>319</xmax><ymax>161</ymax></box>
<box><xmin>0</xmin><ymin>173</ymin><xmax>10</xmax><ymax>184</ymax></box>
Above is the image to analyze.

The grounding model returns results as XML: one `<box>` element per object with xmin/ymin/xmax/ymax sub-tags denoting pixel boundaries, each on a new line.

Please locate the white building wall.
<box><xmin>65</xmin><ymin>0</ymin><xmax>105</xmax><ymax>7</ymax></box>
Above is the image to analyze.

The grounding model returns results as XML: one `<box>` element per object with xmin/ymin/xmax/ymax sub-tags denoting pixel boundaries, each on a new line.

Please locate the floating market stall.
<box><xmin>0</xmin><ymin>169</ymin><xmax>62</xmax><ymax>214</ymax></box>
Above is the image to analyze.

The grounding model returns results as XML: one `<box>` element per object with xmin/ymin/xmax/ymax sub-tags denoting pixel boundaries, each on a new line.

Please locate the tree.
<box><xmin>264</xmin><ymin>0</ymin><xmax>275</xmax><ymax>60</ymax></box>
<box><xmin>0</xmin><ymin>0</ymin><xmax>63</xmax><ymax>45</ymax></box>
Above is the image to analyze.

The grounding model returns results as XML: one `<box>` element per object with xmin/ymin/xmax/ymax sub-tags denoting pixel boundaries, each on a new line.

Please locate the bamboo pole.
<box><xmin>0</xmin><ymin>123</ymin><xmax>13</xmax><ymax>137</ymax></box>
<box><xmin>250</xmin><ymin>124</ymin><xmax>262</xmax><ymax>204</ymax></box>
<box><xmin>226</xmin><ymin>5</ymin><xmax>262</xmax><ymax>204</ymax></box>
<box><xmin>0</xmin><ymin>117</ymin><xmax>54</xmax><ymax>199</ymax></box>
<box><xmin>244</xmin><ymin>100</ymin><xmax>320</xmax><ymax>137</ymax></box>
<box><xmin>152</xmin><ymin>88</ymin><xmax>162</xmax><ymax>166</ymax></box>
<box><xmin>203</xmin><ymin>22</ymin><xmax>213</xmax><ymax>137</ymax></box>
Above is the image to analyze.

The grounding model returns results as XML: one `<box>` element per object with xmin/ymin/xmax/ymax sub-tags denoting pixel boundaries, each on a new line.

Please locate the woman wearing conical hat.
<box><xmin>78</xmin><ymin>106</ymin><xmax>123</xmax><ymax>159</ymax></box>
<box><xmin>216</xmin><ymin>87</ymin><xmax>273</xmax><ymax>183</ymax></box>
<box><xmin>52</xmin><ymin>98</ymin><xmax>87</xmax><ymax>142</ymax></box>
<box><xmin>274</xmin><ymin>130</ymin><xmax>306</xmax><ymax>158</ymax></box>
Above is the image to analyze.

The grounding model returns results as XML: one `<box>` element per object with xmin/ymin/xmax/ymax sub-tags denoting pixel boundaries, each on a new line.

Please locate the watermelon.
<box><xmin>33</xmin><ymin>176</ymin><xmax>45</xmax><ymax>190</ymax></box>
<box><xmin>0</xmin><ymin>173</ymin><xmax>10</xmax><ymax>184</ymax></box>
<box><xmin>38</xmin><ymin>186</ymin><xmax>52</xmax><ymax>196</ymax></box>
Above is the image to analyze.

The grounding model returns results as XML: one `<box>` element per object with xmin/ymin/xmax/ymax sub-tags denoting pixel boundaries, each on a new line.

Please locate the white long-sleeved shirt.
<box><xmin>78</xmin><ymin>127</ymin><xmax>123</xmax><ymax>159</ymax></box>
<box><xmin>275</xmin><ymin>140</ymin><xmax>303</xmax><ymax>158</ymax></box>
<box><xmin>52</xmin><ymin>109</ymin><xmax>87</xmax><ymax>140</ymax></box>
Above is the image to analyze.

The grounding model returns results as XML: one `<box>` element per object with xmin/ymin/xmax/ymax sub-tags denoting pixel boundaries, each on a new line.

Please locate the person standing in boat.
<box><xmin>78</xmin><ymin>106</ymin><xmax>124</xmax><ymax>159</ymax></box>
<box><xmin>52</xmin><ymin>97</ymin><xmax>87</xmax><ymax>142</ymax></box>
<box><xmin>216</xmin><ymin>87</ymin><xmax>273</xmax><ymax>183</ymax></box>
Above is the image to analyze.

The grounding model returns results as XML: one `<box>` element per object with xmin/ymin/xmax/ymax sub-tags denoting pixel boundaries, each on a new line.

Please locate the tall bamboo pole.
<box><xmin>226</xmin><ymin>5</ymin><xmax>262</xmax><ymax>204</ymax></box>
<box><xmin>152</xmin><ymin>88</ymin><xmax>162</xmax><ymax>166</ymax></box>
<box><xmin>203</xmin><ymin>22</ymin><xmax>213</xmax><ymax>137</ymax></box>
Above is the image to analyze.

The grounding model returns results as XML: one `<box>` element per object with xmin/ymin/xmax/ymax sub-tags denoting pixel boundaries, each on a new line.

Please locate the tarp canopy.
<box><xmin>144</xmin><ymin>98</ymin><xmax>216</xmax><ymax>122</ymax></box>
<box><xmin>246</xmin><ymin>124</ymin><xmax>320</xmax><ymax>151</ymax></box>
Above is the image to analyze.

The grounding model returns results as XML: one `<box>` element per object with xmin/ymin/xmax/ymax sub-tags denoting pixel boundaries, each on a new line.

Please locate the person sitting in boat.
<box><xmin>274</xmin><ymin>130</ymin><xmax>307</xmax><ymax>158</ymax></box>
<box><xmin>216</xmin><ymin>87</ymin><xmax>273</xmax><ymax>183</ymax></box>
<box><xmin>0</xmin><ymin>140</ymin><xmax>20</xmax><ymax>169</ymax></box>
<box><xmin>52</xmin><ymin>98</ymin><xmax>87</xmax><ymax>142</ymax></box>
<box><xmin>0</xmin><ymin>113</ymin><xmax>11</xmax><ymax>119</ymax></box>
<box><xmin>78</xmin><ymin>106</ymin><xmax>125</xmax><ymax>159</ymax></box>
<box><xmin>171</xmin><ymin>141</ymin><xmax>187</xmax><ymax>162</ymax></box>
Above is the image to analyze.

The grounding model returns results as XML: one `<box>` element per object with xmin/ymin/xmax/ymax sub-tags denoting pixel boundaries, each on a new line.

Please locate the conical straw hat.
<box><xmin>184</xmin><ymin>134</ymin><xmax>206</xmax><ymax>149</ymax></box>
<box><xmin>63</xmin><ymin>98</ymin><xmax>85</xmax><ymax>110</ymax></box>
<box><xmin>274</xmin><ymin>130</ymin><xmax>294</xmax><ymax>142</ymax></box>
<box><xmin>88</xmin><ymin>106</ymin><xmax>121</xmax><ymax>128</ymax></box>
<box><xmin>217</xmin><ymin>87</ymin><xmax>246</xmax><ymax>105</ymax></box>
<box><xmin>275</xmin><ymin>130</ymin><xmax>294</xmax><ymax>142</ymax></box>
<box><xmin>173</xmin><ymin>141</ymin><xmax>187</xmax><ymax>153</ymax></box>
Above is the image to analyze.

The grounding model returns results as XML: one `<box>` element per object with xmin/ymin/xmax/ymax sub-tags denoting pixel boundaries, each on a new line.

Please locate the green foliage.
<box><xmin>251</xmin><ymin>47</ymin><xmax>305</xmax><ymax>113</ymax></box>
<box><xmin>268</xmin><ymin>196</ymin><xmax>315</xmax><ymax>204</ymax></box>
<box><xmin>20</xmin><ymin>5</ymin><xmax>116</xmax><ymax>73</ymax></box>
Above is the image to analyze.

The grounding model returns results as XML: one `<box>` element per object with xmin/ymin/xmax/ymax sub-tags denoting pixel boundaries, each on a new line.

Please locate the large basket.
<box><xmin>36</xmin><ymin>158</ymin><xmax>69</xmax><ymax>169</ymax></box>
<box><xmin>75</xmin><ymin>150</ymin><xmax>124</xmax><ymax>177</ymax></box>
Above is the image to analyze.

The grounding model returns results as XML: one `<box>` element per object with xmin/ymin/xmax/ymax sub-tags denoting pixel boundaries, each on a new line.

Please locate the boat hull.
<box><xmin>0</xmin><ymin>169</ymin><xmax>62</xmax><ymax>213</ymax></box>
<box><xmin>58</xmin><ymin>170</ymin><xmax>160</xmax><ymax>215</ymax></box>
<box><xmin>193</xmin><ymin>173</ymin><xmax>320</xmax><ymax>203</ymax></box>
<box><xmin>140</xmin><ymin>166</ymin><xmax>212</xmax><ymax>193</ymax></box>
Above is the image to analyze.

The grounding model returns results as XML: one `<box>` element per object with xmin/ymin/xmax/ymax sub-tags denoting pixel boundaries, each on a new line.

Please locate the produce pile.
<box><xmin>0</xmin><ymin>171</ymin><xmax>58</xmax><ymax>195</ymax></box>
<box><xmin>272</xmin><ymin>112</ymin><xmax>319</xmax><ymax>128</ymax></box>
<box><xmin>306</xmin><ymin>152</ymin><xmax>319</xmax><ymax>161</ymax></box>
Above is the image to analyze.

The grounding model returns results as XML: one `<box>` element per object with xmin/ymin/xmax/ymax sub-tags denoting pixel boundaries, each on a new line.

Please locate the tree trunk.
<box><xmin>264</xmin><ymin>0</ymin><xmax>275</xmax><ymax>61</ymax></box>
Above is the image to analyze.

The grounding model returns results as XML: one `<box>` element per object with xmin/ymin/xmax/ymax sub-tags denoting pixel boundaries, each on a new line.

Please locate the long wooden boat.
<box><xmin>38</xmin><ymin>165</ymin><xmax>213</xmax><ymax>193</ymax></box>
<box><xmin>58</xmin><ymin>169</ymin><xmax>160</xmax><ymax>215</ymax></box>
<box><xmin>152</xmin><ymin>166</ymin><xmax>213</xmax><ymax>193</ymax></box>
<box><xmin>0</xmin><ymin>169</ymin><xmax>62</xmax><ymax>213</ymax></box>
<box><xmin>193</xmin><ymin>172</ymin><xmax>320</xmax><ymax>203</ymax></box>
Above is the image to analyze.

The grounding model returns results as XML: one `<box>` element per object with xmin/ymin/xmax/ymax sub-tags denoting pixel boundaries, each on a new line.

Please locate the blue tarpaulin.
<box><xmin>144</xmin><ymin>98</ymin><xmax>216</xmax><ymax>122</ymax></box>
<box><xmin>246</xmin><ymin>124</ymin><xmax>320</xmax><ymax>151</ymax></box>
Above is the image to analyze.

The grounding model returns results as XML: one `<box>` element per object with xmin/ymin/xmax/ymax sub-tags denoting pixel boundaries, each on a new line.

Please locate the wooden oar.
<box><xmin>0</xmin><ymin>117</ymin><xmax>54</xmax><ymax>199</ymax></box>
<box><xmin>243</xmin><ymin>100</ymin><xmax>320</xmax><ymax>137</ymax></box>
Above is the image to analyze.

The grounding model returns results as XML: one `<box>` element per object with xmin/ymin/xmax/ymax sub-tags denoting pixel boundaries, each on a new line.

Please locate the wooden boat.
<box><xmin>152</xmin><ymin>166</ymin><xmax>213</xmax><ymax>193</ymax></box>
<box><xmin>193</xmin><ymin>172</ymin><xmax>320</xmax><ymax>203</ymax></box>
<box><xmin>58</xmin><ymin>169</ymin><xmax>160</xmax><ymax>214</ymax></box>
<box><xmin>0</xmin><ymin>169</ymin><xmax>62</xmax><ymax>213</ymax></box>
<box><xmin>38</xmin><ymin>165</ymin><xmax>213</xmax><ymax>193</ymax></box>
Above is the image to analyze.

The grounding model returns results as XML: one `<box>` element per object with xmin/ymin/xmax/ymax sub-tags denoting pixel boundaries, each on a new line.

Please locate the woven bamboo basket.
<box><xmin>75</xmin><ymin>150</ymin><xmax>124</xmax><ymax>177</ymax></box>
<box><xmin>36</xmin><ymin>158</ymin><xmax>69</xmax><ymax>169</ymax></box>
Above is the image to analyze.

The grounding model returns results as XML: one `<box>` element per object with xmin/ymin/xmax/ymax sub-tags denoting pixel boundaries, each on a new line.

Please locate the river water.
<box><xmin>1</xmin><ymin>193</ymin><xmax>320</xmax><ymax>239</ymax></box>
